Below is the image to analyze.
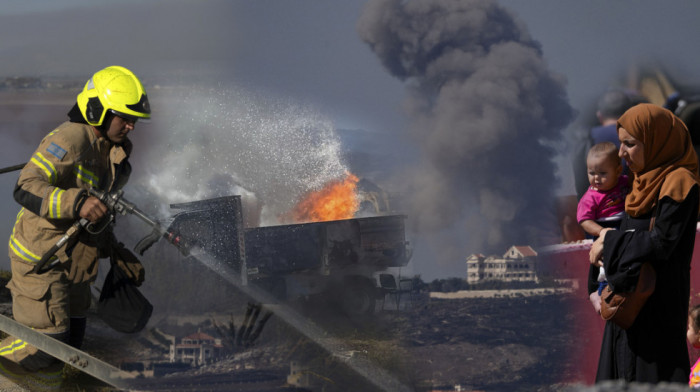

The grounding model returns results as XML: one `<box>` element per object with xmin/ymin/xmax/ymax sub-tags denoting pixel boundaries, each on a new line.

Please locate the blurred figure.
<box><xmin>574</xmin><ymin>89</ymin><xmax>642</xmax><ymax>198</ymax></box>
<box><xmin>562</xmin><ymin>89</ymin><xmax>640</xmax><ymax>243</ymax></box>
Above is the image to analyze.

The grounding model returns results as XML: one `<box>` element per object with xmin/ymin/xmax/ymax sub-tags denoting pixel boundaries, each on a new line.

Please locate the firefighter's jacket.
<box><xmin>8</xmin><ymin>121</ymin><xmax>131</xmax><ymax>283</ymax></box>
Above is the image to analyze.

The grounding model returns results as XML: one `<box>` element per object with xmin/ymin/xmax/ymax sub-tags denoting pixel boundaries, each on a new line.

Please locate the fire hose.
<box><xmin>33</xmin><ymin>188</ymin><xmax>187</xmax><ymax>274</ymax></box>
<box><xmin>0</xmin><ymin>163</ymin><xmax>26</xmax><ymax>174</ymax></box>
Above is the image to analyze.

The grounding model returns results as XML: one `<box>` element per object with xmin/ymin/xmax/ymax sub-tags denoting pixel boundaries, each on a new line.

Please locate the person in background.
<box><xmin>562</xmin><ymin>89</ymin><xmax>642</xmax><ymax>243</ymax></box>
<box><xmin>574</xmin><ymin>89</ymin><xmax>641</xmax><ymax>198</ymax></box>
<box><xmin>577</xmin><ymin>142</ymin><xmax>629</xmax><ymax>312</ymax></box>
<box><xmin>589</xmin><ymin>103</ymin><xmax>700</xmax><ymax>384</ymax></box>
<box><xmin>687</xmin><ymin>304</ymin><xmax>700</xmax><ymax>388</ymax></box>
<box><xmin>0</xmin><ymin>66</ymin><xmax>150</xmax><ymax>389</ymax></box>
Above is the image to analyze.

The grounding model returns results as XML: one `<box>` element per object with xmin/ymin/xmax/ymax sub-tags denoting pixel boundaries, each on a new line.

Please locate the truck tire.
<box><xmin>337</xmin><ymin>278</ymin><xmax>377</xmax><ymax>316</ymax></box>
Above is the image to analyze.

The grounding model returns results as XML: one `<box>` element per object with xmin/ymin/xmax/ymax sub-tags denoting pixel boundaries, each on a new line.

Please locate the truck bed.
<box><xmin>244</xmin><ymin>215</ymin><xmax>410</xmax><ymax>275</ymax></box>
<box><xmin>167</xmin><ymin>196</ymin><xmax>410</xmax><ymax>278</ymax></box>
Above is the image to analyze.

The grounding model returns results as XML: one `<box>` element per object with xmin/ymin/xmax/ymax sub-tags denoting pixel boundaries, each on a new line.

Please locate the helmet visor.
<box><xmin>109</xmin><ymin>109</ymin><xmax>149</xmax><ymax>123</ymax></box>
<box><xmin>126</xmin><ymin>94</ymin><xmax>151</xmax><ymax>116</ymax></box>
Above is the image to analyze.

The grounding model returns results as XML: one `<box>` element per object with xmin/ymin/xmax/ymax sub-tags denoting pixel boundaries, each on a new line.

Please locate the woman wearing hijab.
<box><xmin>589</xmin><ymin>103</ymin><xmax>700</xmax><ymax>383</ymax></box>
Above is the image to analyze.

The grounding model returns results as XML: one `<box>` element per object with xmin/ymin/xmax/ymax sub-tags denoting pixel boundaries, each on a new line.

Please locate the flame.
<box><xmin>287</xmin><ymin>172</ymin><xmax>360</xmax><ymax>223</ymax></box>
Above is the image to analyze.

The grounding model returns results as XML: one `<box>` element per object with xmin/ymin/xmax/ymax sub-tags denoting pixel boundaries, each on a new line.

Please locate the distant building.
<box><xmin>2</xmin><ymin>76</ymin><xmax>42</xmax><ymax>89</ymax></box>
<box><xmin>169</xmin><ymin>331</ymin><xmax>224</xmax><ymax>366</ymax></box>
<box><xmin>466</xmin><ymin>245</ymin><xmax>538</xmax><ymax>284</ymax></box>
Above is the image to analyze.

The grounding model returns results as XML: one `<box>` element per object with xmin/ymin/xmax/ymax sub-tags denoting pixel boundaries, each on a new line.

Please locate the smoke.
<box><xmin>131</xmin><ymin>86</ymin><xmax>348</xmax><ymax>226</ymax></box>
<box><xmin>357</xmin><ymin>0</ymin><xmax>574</xmax><ymax>270</ymax></box>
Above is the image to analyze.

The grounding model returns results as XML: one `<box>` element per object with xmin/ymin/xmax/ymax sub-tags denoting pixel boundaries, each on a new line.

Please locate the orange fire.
<box><xmin>288</xmin><ymin>172</ymin><xmax>360</xmax><ymax>223</ymax></box>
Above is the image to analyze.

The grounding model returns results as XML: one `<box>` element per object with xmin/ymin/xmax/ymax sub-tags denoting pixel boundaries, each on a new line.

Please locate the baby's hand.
<box><xmin>589</xmin><ymin>291</ymin><xmax>602</xmax><ymax>314</ymax></box>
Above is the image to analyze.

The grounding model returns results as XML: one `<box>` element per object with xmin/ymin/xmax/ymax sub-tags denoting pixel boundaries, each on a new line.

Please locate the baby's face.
<box><xmin>586</xmin><ymin>154</ymin><xmax>622</xmax><ymax>192</ymax></box>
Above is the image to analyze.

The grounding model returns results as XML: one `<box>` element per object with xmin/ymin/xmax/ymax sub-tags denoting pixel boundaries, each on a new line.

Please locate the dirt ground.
<box><xmin>364</xmin><ymin>293</ymin><xmax>581</xmax><ymax>391</ymax></box>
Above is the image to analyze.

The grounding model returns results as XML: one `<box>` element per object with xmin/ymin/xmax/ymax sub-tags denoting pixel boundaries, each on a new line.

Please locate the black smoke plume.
<box><xmin>357</xmin><ymin>0</ymin><xmax>574</xmax><ymax>274</ymax></box>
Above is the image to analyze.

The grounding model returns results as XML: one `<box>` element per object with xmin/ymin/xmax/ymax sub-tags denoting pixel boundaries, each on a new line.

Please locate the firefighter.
<box><xmin>0</xmin><ymin>66</ymin><xmax>150</xmax><ymax>385</ymax></box>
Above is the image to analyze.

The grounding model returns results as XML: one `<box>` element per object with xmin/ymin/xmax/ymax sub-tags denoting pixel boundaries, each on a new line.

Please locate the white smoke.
<box><xmin>133</xmin><ymin>86</ymin><xmax>348</xmax><ymax>225</ymax></box>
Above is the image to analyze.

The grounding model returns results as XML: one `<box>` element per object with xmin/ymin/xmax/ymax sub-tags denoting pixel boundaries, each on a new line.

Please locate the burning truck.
<box><xmin>162</xmin><ymin>175</ymin><xmax>412</xmax><ymax>316</ymax></box>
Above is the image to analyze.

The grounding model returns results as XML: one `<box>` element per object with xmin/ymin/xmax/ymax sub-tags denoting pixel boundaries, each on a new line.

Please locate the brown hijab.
<box><xmin>617</xmin><ymin>103</ymin><xmax>700</xmax><ymax>217</ymax></box>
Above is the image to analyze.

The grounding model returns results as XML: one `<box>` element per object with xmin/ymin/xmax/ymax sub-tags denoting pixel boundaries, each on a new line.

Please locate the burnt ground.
<box><xmin>0</xmin><ymin>275</ymin><xmax>588</xmax><ymax>392</ymax></box>
<box><xmin>317</xmin><ymin>293</ymin><xmax>582</xmax><ymax>392</ymax></box>
<box><xmin>380</xmin><ymin>295</ymin><xmax>577</xmax><ymax>391</ymax></box>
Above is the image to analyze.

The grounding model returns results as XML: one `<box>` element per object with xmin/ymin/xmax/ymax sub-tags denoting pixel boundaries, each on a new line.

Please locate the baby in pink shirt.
<box><xmin>577</xmin><ymin>142</ymin><xmax>630</xmax><ymax>293</ymax></box>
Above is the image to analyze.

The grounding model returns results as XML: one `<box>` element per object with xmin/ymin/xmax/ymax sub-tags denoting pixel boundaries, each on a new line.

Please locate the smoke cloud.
<box><xmin>357</xmin><ymin>0</ymin><xmax>574</xmax><ymax>272</ymax></box>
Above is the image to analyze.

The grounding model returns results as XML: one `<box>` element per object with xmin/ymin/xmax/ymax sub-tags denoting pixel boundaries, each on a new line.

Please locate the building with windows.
<box><xmin>169</xmin><ymin>331</ymin><xmax>224</xmax><ymax>366</ymax></box>
<box><xmin>466</xmin><ymin>246</ymin><xmax>538</xmax><ymax>284</ymax></box>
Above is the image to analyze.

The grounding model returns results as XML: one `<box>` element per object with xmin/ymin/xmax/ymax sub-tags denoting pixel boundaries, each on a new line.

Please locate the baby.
<box><xmin>577</xmin><ymin>142</ymin><xmax>629</xmax><ymax>295</ymax></box>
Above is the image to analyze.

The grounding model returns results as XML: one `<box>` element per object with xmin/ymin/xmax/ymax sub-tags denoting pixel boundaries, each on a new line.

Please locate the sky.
<box><xmin>2</xmin><ymin>0</ymin><xmax>700</xmax><ymax>280</ymax></box>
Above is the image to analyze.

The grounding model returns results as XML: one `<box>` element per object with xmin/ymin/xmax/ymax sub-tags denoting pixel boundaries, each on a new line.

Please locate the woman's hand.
<box><xmin>589</xmin><ymin>228</ymin><xmax>614</xmax><ymax>267</ymax></box>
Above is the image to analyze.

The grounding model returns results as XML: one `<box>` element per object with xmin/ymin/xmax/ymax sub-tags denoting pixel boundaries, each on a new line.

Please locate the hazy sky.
<box><xmin>2</xmin><ymin>1</ymin><xmax>700</xmax><ymax>279</ymax></box>
<box><xmin>2</xmin><ymin>1</ymin><xmax>699</xmax><ymax>128</ymax></box>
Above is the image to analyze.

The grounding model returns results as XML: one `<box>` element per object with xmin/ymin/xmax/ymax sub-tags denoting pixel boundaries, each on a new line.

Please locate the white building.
<box><xmin>466</xmin><ymin>245</ymin><xmax>538</xmax><ymax>284</ymax></box>
<box><xmin>170</xmin><ymin>331</ymin><xmax>224</xmax><ymax>366</ymax></box>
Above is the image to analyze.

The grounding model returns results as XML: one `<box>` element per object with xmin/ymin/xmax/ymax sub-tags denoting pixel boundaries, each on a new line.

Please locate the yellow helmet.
<box><xmin>76</xmin><ymin>65</ymin><xmax>151</xmax><ymax>126</ymax></box>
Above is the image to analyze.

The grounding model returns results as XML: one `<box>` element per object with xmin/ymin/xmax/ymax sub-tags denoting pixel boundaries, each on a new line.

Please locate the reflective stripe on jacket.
<box><xmin>9</xmin><ymin>121</ymin><xmax>132</xmax><ymax>265</ymax></box>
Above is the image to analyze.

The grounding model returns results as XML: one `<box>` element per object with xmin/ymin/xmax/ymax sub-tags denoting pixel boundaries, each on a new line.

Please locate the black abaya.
<box><xmin>595</xmin><ymin>186</ymin><xmax>699</xmax><ymax>383</ymax></box>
